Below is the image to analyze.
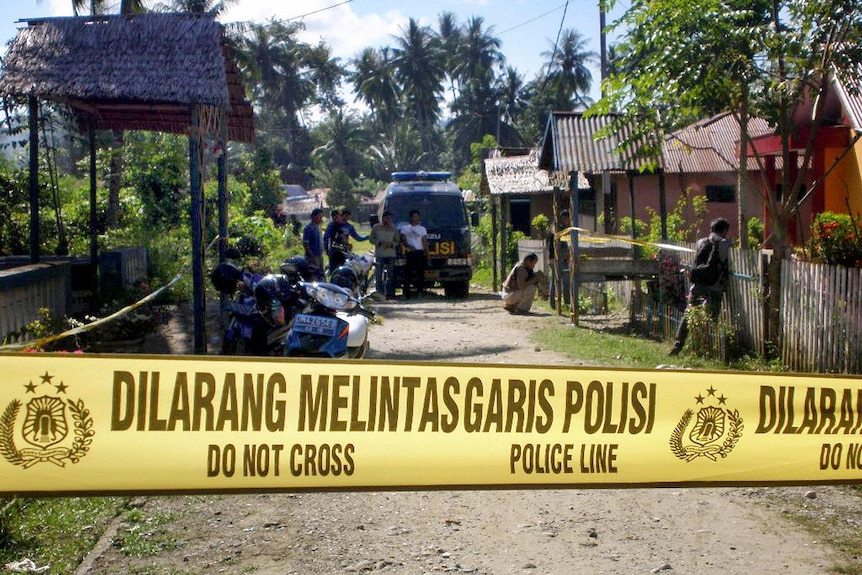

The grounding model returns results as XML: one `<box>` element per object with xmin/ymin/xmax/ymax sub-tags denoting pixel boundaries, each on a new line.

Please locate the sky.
<box><xmin>0</xmin><ymin>0</ymin><xmax>623</xmax><ymax>103</ymax></box>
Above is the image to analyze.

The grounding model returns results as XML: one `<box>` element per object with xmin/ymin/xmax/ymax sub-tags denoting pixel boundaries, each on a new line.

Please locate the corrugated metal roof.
<box><xmin>663</xmin><ymin>112</ymin><xmax>774</xmax><ymax>173</ymax></box>
<box><xmin>539</xmin><ymin>112</ymin><xmax>648</xmax><ymax>175</ymax></box>
<box><xmin>540</xmin><ymin>110</ymin><xmax>778</xmax><ymax>178</ymax></box>
<box><xmin>483</xmin><ymin>149</ymin><xmax>588</xmax><ymax>195</ymax></box>
<box><xmin>832</xmin><ymin>64</ymin><xmax>862</xmax><ymax>132</ymax></box>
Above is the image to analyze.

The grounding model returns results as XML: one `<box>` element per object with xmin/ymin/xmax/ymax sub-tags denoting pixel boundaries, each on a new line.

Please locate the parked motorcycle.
<box><xmin>328</xmin><ymin>246</ymin><xmax>375</xmax><ymax>298</ymax></box>
<box><xmin>285</xmin><ymin>280</ymin><xmax>376</xmax><ymax>358</ymax></box>
<box><xmin>210</xmin><ymin>262</ymin><xmax>304</xmax><ymax>356</ymax></box>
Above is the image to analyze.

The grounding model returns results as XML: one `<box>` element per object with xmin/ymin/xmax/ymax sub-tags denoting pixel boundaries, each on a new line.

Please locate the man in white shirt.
<box><xmin>399</xmin><ymin>209</ymin><xmax>428</xmax><ymax>298</ymax></box>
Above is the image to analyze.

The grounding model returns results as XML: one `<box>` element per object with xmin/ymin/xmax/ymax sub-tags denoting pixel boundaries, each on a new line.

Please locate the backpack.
<box><xmin>689</xmin><ymin>239</ymin><xmax>722</xmax><ymax>286</ymax></box>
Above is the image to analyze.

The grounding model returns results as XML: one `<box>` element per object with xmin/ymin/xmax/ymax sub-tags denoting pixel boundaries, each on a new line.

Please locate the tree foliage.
<box><xmin>592</xmin><ymin>0</ymin><xmax>862</xmax><ymax>350</ymax></box>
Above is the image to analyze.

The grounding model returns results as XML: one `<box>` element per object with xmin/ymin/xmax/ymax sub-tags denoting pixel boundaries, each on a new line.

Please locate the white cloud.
<box><xmin>221</xmin><ymin>1</ymin><xmax>408</xmax><ymax>66</ymax></box>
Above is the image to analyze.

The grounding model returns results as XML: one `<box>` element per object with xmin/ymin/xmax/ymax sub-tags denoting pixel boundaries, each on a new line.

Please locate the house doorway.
<box><xmin>510</xmin><ymin>199</ymin><xmax>531</xmax><ymax>235</ymax></box>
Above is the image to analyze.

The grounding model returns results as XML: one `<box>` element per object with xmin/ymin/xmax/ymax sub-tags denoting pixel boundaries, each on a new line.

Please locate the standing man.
<box><xmin>340</xmin><ymin>208</ymin><xmax>369</xmax><ymax>243</ymax></box>
<box><xmin>324</xmin><ymin>209</ymin><xmax>348</xmax><ymax>274</ymax></box>
<box><xmin>399</xmin><ymin>209</ymin><xmax>428</xmax><ymax>298</ymax></box>
<box><xmin>302</xmin><ymin>208</ymin><xmax>325</xmax><ymax>280</ymax></box>
<box><xmin>370</xmin><ymin>210</ymin><xmax>399</xmax><ymax>299</ymax></box>
<box><xmin>670</xmin><ymin>217</ymin><xmax>731</xmax><ymax>355</ymax></box>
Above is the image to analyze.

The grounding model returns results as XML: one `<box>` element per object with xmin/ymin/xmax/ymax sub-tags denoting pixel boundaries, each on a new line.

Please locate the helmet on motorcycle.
<box><xmin>281</xmin><ymin>255</ymin><xmax>310</xmax><ymax>280</ymax></box>
<box><xmin>330</xmin><ymin>266</ymin><xmax>358</xmax><ymax>292</ymax></box>
<box><xmin>210</xmin><ymin>262</ymin><xmax>243</xmax><ymax>295</ymax></box>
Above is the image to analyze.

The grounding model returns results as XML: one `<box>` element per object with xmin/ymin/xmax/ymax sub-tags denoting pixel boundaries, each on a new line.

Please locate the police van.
<box><xmin>374</xmin><ymin>171</ymin><xmax>475</xmax><ymax>298</ymax></box>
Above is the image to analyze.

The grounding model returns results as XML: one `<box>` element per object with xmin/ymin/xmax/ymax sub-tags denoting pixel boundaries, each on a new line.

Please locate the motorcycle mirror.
<box><xmin>365</xmin><ymin>289</ymin><xmax>387</xmax><ymax>303</ymax></box>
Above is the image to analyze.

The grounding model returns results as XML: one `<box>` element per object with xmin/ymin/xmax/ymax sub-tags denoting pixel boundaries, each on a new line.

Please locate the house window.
<box><xmin>705</xmin><ymin>185</ymin><xmax>736</xmax><ymax>203</ymax></box>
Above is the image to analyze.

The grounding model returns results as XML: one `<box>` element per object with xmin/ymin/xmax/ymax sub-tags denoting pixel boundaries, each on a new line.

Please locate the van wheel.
<box><xmin>444</xmin><ymin>280</ymin><xmax>469</xmax><ymax>298</ymax></box>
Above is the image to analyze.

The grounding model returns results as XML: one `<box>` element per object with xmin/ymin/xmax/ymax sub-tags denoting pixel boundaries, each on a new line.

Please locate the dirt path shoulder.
<box><xmin>83</xmin><ymin>288</ymin><xmax>855</xmax><ymax>575</ymax></box>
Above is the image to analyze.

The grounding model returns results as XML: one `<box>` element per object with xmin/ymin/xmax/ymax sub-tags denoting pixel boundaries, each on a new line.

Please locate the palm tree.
<box><xmin>303</xmin><ymin>41</ymin><xmax>345</xmax><ymax>113</ymax></box>
<box><xmin>152</xmin><ymin>0</ymin><xmax>237</xmax><ymax>14</ymax></box>
<box><xmin>366</xmin><ymin>121</ymin><xmax>429</xmax><ymax>176</ymax></box>
<box><xmin>350</xmin><ymin>46</ymin><xmax>400</xmax><ymax>129</ymax></box>
<box><xmin>391</xmin><ymin>18</ymin><xmax>446</xmax><ymax>154</ymax></box>
<box><xmin>72</xmin><ymin>0</ymin><xmax>106</xmax><ymax>15</ymax></box>
<box><xmin>446</xmin><ymin>16</ymin><xmax>506</xmax><ymax>172</ymax></box>
<box><xmin>310</xmin><ymin>109</ymin><xmax>369</xmax><ymax>180</ymax></box>
<box><xmin>541</xmin><ymin>29</ymin><xmax>597</xmax><ymax>109</ymax></box>
<box><xmin>452</xmin><ymin>16</ymin><xmax>503</xmax><ymax>90</ymax></box>
<box><xmin>494</xmin><ymin>65</ymin><xmax>526</xmax><ymax>144</ymax></box>
<box><xmin>437</xmin><ymin>11</ymin><xmax>462</xmax><ymax>100</ymax></box>
<box><xmin>233</xmin><ymin>20</ymin><xmax>316</xmax><ymax>163</ymax></box>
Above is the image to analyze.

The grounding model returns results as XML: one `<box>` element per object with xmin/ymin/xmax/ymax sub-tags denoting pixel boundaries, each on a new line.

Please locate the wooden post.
<box><xmin>491</xmin><ymin>197</ymin><xmax>499</xmax><ymax>291</ymax></box>
<box><xmin>88</xmin><ymin>117</ymin><xmax>99</xmax><ymax>308</ymax></box>
<box><xmin>217</xmin><ymin>115</ymin><xmax>228</xmax><ymax>263</ymax></box>
<box><xmin>570</xmin><ymin>172</ymin><xmax>579</xmax><ymax>325</ymax></box>
<box><xmin>552</xmin><ymin>187</ymin><xmax>562</xmax><ymax>315</ymax></box>
<box><xmin>189</xmin><ymin>106</ymin><xmax>206</xmax><ymax>354</ymax></box>
<box><xmin>500</xmin><ymin>196</ymin><xmax>509</xmax><ymax>281</ymax></box>
<box><xmin>628</xmin><ymin>171</ymin><xmax>639</xmax><ymax>325</ymax></box>
<box><xmin>28</xmin><ymin>96</ymin><xmax>39</xmax><ymax>264</ymax></box>
<box><xmin>658</xmin><ymin>168</ymin><xmax>668</xmax><ymax>240</ymax></box>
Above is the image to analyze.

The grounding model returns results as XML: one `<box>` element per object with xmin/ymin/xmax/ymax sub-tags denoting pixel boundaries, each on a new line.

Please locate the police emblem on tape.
<box><xmin>670</xmin><ymin>386</ymin><xmax>743</xmax><ymax>461</ymax></box>
<box><xmin>0</xmin><ymin>372</ymin><xmax>94</xmax><ymax>468</ymax></box>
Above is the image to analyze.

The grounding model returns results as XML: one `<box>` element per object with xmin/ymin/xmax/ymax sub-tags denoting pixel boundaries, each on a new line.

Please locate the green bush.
<box><xmin>806</xmin><ymin>212</ymin><xmax>862</xmax><ymax>267</ymax></box>
<box><xmin>684</xmin><ymin>304</ymin><xmax>744</xmax><ymax>361</ymax></box>
<box><xmin>747</xmin><ymin>216</ymin><xmax>764</xmax><ymax>249</ymax></box>
<box><xmin>472</xmin><ymin>214</ymin><xmax>526</xmax><ymax>272</ymax></box>
<box><xmin>531</xmin><ymin>213</ymin><xmax>550</xmax><ymax>239</ymax></box>
<box><xmin>226</xmin><ymin>211</ymin><xmax>292</xmax><ymax>273</ymax></box>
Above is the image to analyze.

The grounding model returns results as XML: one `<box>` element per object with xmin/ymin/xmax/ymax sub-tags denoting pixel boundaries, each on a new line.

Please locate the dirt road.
<box><xmin>80</xmin><ymin>288</ymin><xmax>857</xmax><ymax>575</ymax></box>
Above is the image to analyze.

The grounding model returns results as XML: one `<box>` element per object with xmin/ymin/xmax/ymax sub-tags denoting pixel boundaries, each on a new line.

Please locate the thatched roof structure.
<box><xmin>0</xmin><ymin>13</ymin><xmax>254</xmax><ymax>142</ymax></box>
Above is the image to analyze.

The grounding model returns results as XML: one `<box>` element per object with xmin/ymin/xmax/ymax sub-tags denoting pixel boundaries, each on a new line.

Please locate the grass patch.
<box><xmin>530</xmin><ymin>317</ymin><xmax>694</xmax><ymax>369</ymax></box>
<box><xmin>761</xmin><ymin>486</ymin><xmax>862</xmax><ymax>575</ymax></box>
<box><xmin>113</xmin><ymin>506</ymin><xmax>181</xmax><ymax>558</ymax></box>
<box><xmin>532</xmin><ymin>306</ymin><xmax>790</xmax><ymax>371</ymax></box>
<box><xmin>0</xmin><ymin>496</ymin><xmax>126</xmax><ymax>573</ymax></box>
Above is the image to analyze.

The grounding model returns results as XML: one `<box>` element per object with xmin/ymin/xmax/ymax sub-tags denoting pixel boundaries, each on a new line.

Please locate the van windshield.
<box><xmin>386</xmin><ymin>194</ymin><xmax>468</xmax><ymax>229</ymax></box>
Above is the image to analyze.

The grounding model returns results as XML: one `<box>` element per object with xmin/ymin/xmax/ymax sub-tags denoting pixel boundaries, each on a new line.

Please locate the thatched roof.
<box><xmin>0</xmin><ymin>13</ymin><xmax>254</xmax><ymax>142</ymax></box>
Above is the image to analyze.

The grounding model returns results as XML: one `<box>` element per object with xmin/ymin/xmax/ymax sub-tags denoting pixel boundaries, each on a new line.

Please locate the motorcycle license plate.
<box><xmin>292</xmin><ymin>314</ymin><xmax>339</xmax><ymax>336</ymax></box>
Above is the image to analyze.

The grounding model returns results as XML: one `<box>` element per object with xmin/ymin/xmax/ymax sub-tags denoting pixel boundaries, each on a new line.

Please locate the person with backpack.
<box><xmin>669</xmin><ymin>217</ymin><xmax>731</xmax><ymax>356</ymax></box>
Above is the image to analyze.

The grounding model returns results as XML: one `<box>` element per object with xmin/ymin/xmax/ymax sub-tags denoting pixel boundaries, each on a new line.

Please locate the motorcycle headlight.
<box><xmin>305</xmin><ymin>282</ymin><xmax>357</xmax><ymax>311</ymax></box>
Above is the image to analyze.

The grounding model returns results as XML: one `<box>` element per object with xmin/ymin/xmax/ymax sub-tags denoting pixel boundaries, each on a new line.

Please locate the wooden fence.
<box><xmin>605</xmin><ymin>245</ymin><xmax>862</xmax><ymax>374</ymax></box>
<box><xmin>781</xmin><ymin>260</ymin><xmax>862</xmax><ymax>374</ymax></box>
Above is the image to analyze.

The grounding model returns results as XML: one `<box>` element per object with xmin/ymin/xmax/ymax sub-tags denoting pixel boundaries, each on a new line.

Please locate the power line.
<box><xmin>284</xmin><ymin>0</ymin><xmax>355</xmax><ymax>23</ymax></box>
<box><xmin>497</xmin><ymin>2</ymin><xmax>570</xmax><ymax>36</ymax></box>
<box><xmin>541</xmin><ymin>0</ymin><xmax>571</xmax><ymax>81</ymax></box>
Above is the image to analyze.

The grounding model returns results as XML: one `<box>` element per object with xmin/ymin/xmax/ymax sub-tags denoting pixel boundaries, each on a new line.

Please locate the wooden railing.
<box><xmin>0</xmin><ymin>262</ymin><xmax>71</xmax><ymax>342</ymax></box>
<box><xmin>0</xmin><ymin>248</ymin><xmax>148</xmax><ymax>344</ymax></box>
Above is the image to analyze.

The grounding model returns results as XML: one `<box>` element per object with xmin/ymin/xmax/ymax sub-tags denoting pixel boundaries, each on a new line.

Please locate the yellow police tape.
<box><xmin>0</xmin><ymin>273</ymin><xmax>182</xmax><ymax>352</ymax></box>
<box><xmin>556</xmin><ymin>226</ymin><xmax>695</xmax><ymax>253</ymax></box>
<box><xmin>2</xmin><ymin>353</ymin><xmax>862</xmax><ymax>495</ymax></box>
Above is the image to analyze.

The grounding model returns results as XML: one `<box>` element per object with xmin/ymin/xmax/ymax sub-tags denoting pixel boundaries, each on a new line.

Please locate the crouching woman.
<box><xmin>502</xmin><ymin>253</ymin><xmax>546</xmax><ymax>314</ymax></box>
